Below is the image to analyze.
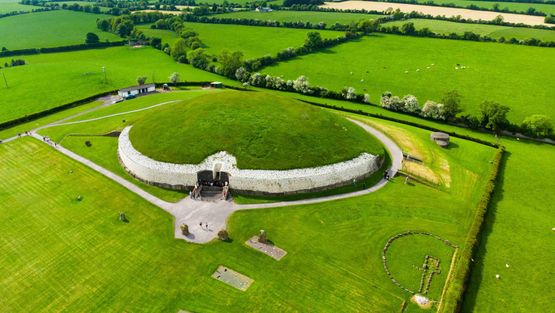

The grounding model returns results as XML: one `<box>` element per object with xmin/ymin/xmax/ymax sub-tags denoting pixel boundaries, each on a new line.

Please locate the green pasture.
<box><xmin>137</xmin><ymin>22</ymin><xmax>342</xmax><ymax>58</ymax></box>
<box><xmin>404</xmin><ymin>0</ymin><xmax>555</xmax><ymax>15</ymax></box>
<box><xmin>0</xmin><ymin>102</ymin><xmax>495</xmax><ymax>311</ymax></box>
<box><xmin>267</xmin><ymin>91</ymin><xmax>555</xmax><ymax>312</ymax></box>
<box><xmin>264</xmin><ymin>33</ymin><xmax>555</xmax><ymax>121</ymax></box>
<box><xmin>0</xmin><ymin>46</ymin><xmax>237</xmax><ymax>124</ymax></box>
<box><xmin>0</xmin><ymin>10</ymin><xmax>119</xmax><ymax>50</ymax></box>
<box><xmin>0</xmin><ymin>0</ymin><xmax>36</xmax><ymax>13</ymax></box>
<box><xmin>214</xmin><ymin>9</ymin><xmax>383</xmax><ymax>26</ymax></box>
<box><xmin>383</xmin><ymin>18</ymin><xmax>555</xmax><ymax>41</ymax></box>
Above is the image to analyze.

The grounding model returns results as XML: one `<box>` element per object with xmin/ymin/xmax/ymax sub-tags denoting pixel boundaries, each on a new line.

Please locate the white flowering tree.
<box><xmin>250</xmin><ymin>72</ymin><xmax>265</xmax><ymax>86</ymax></box>
<box><xmin>421</xmin><ymin>101</ymin><xmax>446</xmax><ymax>120</ymax></box>
<box><xmin>343</xmin><ymin>87</ymin><xmax>356</xmax><ymax>100</ymax></box>
<box><xmin>293</xmin><ymin>75</ymin><xmax>310</xmax><ymax>93</ymax></box>
<box><xmin>381</xmin><ymin>91</ymin><xmax>393</xmax><ymax>108</ymax></box>
<box><xmin>363</xmin><ymin>93</ymin><xmax>370</xmax><ymax>103</ymax></box>
<box><xmin>403</xmin><ymin>95</ymin><xmax>420</xmax><ymax>113</ymax></box>
<box><xmin>235</xmin><ymin>67</ymin><xmax>248</xmax><ymax>82</ymax></box>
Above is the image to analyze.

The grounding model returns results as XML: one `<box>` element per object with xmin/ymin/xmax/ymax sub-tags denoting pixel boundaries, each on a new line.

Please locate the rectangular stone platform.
<box><xmin>246</xmin><ymin>236</ymin><xmax>287</xmax><ymax>261</ymax></box>
<box><xmin>211</xmin><ymin>265</ymin><xmax>253</xmax><ymax>291</ymax></box>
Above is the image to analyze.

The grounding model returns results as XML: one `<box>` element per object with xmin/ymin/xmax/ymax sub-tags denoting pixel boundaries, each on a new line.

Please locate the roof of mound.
<box><xmin>129</xmin><ymin>91</ymin><xmax>383</xmax><ymax>170</ymax></box>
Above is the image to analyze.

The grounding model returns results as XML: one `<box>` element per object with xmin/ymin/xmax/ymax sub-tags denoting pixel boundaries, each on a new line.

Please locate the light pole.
<box><xmin>1</xmin><ymin>70</ymin><xmax>8</xmax><ymax>88</ymax></box>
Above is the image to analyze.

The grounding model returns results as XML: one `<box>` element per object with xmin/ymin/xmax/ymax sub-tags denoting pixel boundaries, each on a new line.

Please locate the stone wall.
<box><xmin>118</xmin><ymin>126</ymin><xmax>381</xmax><ymax>195</ymax></box>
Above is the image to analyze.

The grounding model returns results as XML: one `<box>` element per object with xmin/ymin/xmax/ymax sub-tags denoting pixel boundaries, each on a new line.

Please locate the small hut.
<box><xmin>430</xmin><ymin>132</ymin><xmax>450</xmax><ymax>147</ymax></box>
<box><xmin>210</xmin><ymin>81</ymin><xmax>224</xmax><ymax>89</ymax></box>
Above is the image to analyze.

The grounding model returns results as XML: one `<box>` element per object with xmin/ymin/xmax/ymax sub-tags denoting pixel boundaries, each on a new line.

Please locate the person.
<box><xmin>383</xmin><ymin>171</ymin><xmax>389</xmax><ymax>180</ymax></box>
<box><xmin>199</xmin><ymin>222</ymin><xmax>202</xmax><ymax>228</ymax></box>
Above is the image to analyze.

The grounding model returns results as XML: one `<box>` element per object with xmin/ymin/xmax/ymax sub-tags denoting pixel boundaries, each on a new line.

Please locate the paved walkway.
<box><xmin>4</xmin><ymin>93</ymin><xmax>403</xmax><ymax>244</ymax></box>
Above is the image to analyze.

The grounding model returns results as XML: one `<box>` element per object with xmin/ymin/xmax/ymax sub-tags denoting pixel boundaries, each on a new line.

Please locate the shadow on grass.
<box><xmin>459</xmin><ymin>150</ymin><xmax>510</xmax><ymax>312</ymax></box>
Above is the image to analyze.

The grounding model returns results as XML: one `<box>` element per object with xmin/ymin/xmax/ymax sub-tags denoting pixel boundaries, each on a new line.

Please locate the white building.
<box><xmin>118</xmin><ymin>83</ymin><xmax>155</xmax><ymax>98</ymax></box>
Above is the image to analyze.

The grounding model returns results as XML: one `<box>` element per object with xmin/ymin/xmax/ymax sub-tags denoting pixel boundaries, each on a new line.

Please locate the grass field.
<box><xmin>0</xmin><ymin>0</ymin><xmax>37</xmax><ymax>13</ymax></box>
<box><xmin>214</xmin><ymin>9</ymin><xmax>383</xmax><ymax>26</ymax></box>
<box><xmin>264</xmin><ymin>33</ymin><xmax>555</xmax><ymax>121</ymax></box>
<box><xmin>0</xmin><ymin>10</ymin><xmax>120</xmax><ymax>50</ymax></box>
<box><xmin>269</xmin><ymin>92</ymin><xmax>555</xmax><ymax>312</ymax></box>
<box><xmin>129</xmin><ymin>91</ymin><xmax>383</xmax><ymax>169</ymax></box>
<box><xmin>401</xmin><ymin>0</ymin><xmax>555</xmax><ymax>15</ymax></box>
<box><xmin>383</xmin><ymin>18</ymin><xmax>555</xmax><ymax>41</ymax></box>
<box><xmin>0</xmin><ymin>46</ymin><xmax>237</xmax><ymax>124</ymax></box>
<box><xmin>0</xmin><ymin>104</ymin><xmax>496</xmax><ymax>311</ymax></box>
<box><xmin>137</xmin><ymin>22</ymin><xmax>342</xmax><ymax>58</ymax></box>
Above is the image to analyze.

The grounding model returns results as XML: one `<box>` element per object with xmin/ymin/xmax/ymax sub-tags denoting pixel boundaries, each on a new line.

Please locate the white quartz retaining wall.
<box><xmin>118</xmin><ymin>126</ymin><xmax>381</xmax><ymax>194</ymax></box>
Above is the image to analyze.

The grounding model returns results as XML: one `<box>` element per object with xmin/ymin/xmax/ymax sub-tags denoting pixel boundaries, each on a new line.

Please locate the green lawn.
<box><xmin>0</xmin><ymin>0</ymin><xmax>37</xmax><ymax>13</ymax></box>
<box><xmin>129</xmin><ymin>91</ymin><xmax>383</xmax><ymax>169</ymax></box>
<box><xmin>383</xmin><ymin>18</ymin><xmax>555</xmax><ymax>41</ymax></box>
<box><xmin>402</xmin><ymin>0</ymin><xmax>555</xmax><ymax>15</ymax></box>
<box><xmin>0</xmin><ymin>10</ymin><xmax>120</xmax><ymax>50</ymax></box>
<box><xmin>265</xmin><ymin>91</ymin><xmax>555</xmax><ymax>312</ymax></box>
<box><xmin>138</xmin><ymin>22</ymin><xmax>343</xmax><ymax>59</ymax></box>
<box><xmin>0</xmin><ymin>46</ymin><xmax>238</xmax><ymax>124</ymax></box>
<box><xmin>0</xmin><ymin>105</ymin><xmax>495</xmax><ymax>311</ymax></box>
<box><xmin>264</xmin><ymin>33</ymin><xmax>555</xmax><ymax>122</ymax></box>
<box><xmin>214</xmin><ymin>9</ymin><xmax>383</xmax><ymax>26</ymax></box>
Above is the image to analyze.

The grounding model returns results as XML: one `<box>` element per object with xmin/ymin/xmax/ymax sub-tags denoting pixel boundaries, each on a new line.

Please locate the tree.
<box><xmin>217</xmin><ymin>229</ymin><xmax>229</xmax><ymax>241</ymax></box>
<box><xmin>293</xmin><ymin>75</ymin><xmax>309</xmax><ymax>93</ymax></box>
<box><xmin>421</xmin><ymin>101</ymin><xmax>445</xmax><ymax>120</ymax></box>
<box><xmin>171</xmin><ymin>38</ymin><xmax>188</xmax><ymax>60</ymax></box>
<box><xmin>441</xmin><ymin>90</ymin><xmax>462</xmax><ymax>121</ymax></box>
<box><xmin>401</xmin><ymin>22</ymin><xmax>416</xmax><ymax>35</ymax></box>
<box><xmin>180</xmin><ymin>224</ymin><xmax>189</xmax><ymax>236</ymax></box>
<box><xmin>480</xmin><ymin>101</ymin><xmax>510</xmax><ymax>133</ymax></box>
<box><xmin>85</xmin><ymin>32</ymin><xmax>100</xmax><ymax>44</ymax></box>
<box><xmin>522</xmin><ymin>114</ymin><xmax>552</xmax><ymax>137</ymax></box>
<box><xmin>136</xmin><ymin>76</ymin><xmax>147</xmax><ymax>85</ymax></box>
<box><xmin>363</xmin><ymin>93</ymin><xmax>370</xmax><ymax>103</ymax></box>
<box><xmin>219</xmin><ymin>50</ymin><xmax>243</xmax><ymax>78</ymax></box>
<box><xmin>188</xmin><ymin>48</ymin><xmax>209</xmax><ymax>69</ymax></box>
<box><xmin>304</xmin><ymin>32</ymin><xmax>323</xmax><ymax>50</ymax></box>
<box><xmin>235</xmin><ymin>66</ymin><xmax>249</xmax><ymax>82</ymax></box>
<box><xmin>403</xmin><ymin>95</ymin><xmax>420</xmax><ymax>113</ymax></box>
<box><xmin>342</xmin><ymin>87</ymin><xmax>356</xmax><ymax>100</ymax></box>
<box><xmin>169</xmin><ymin>72</ymin><xmax>180</xmax><ymax>85</ymax></box>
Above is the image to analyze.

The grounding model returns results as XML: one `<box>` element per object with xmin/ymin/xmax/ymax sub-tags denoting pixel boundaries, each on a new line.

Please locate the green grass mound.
<box><xmin>129</xmin><ymin>91</ymin><xmax>383</xmax><ymax>170</ymax></box>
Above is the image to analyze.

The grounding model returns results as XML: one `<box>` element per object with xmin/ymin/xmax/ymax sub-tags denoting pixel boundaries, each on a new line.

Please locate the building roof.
<box><xmin>118</xmin><ymin>83</ymin><xmax>155</xmax><ymax>93</ymax></box>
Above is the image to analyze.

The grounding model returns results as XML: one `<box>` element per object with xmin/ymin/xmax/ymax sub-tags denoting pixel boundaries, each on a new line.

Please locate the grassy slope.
<box><xmin>0</xmin><ymin>108</ymin><xmax>494</xmax><ymax>311</ymax></box>
<box><xmin>269</xmin><ymin>91</ymin><xmax>555</xmax><ymax>312</ymax></box>
<box><xmin>138</xmin><ymin>22</ymin><xmax>342</xmax><ymax>58</ymax></box>
<box><xmin>129</xmin><ymin>91</ymin><xmax>383</xmax><ymax>169</ymax></box>
<box><xmin>0</xmin><ymin>46</ymin><xmax>237</xmax><ymax>124</ymax></box>
<box><xmin>405</xmin><ymin>0</ymin><xmax>555</xmax><ymax>15</ymax></box>
<box><xmin>0</xmin><ymin>10</ymin><xmax>119</xmax><ymax>50</ymax></box>
<box><xmin>0</xmin><ymin>0</ymin><xmax>36</xmax><ymax>13</ymax></box>
<box><xmin>264</xmin><ymin>34</ymin><xmax>555</xmax><ymax>121</ymax></box>
<box><xmin>383</xmin><ymin>18</ymin><xmax>555</xmax><ymax>41</ymax></box>
<box><xmin>38</xmin><ymin>90</ymin><xmax>223</xmax><ymax>202</ymax></box>
<box><xmin>214</xmin><ymin>10</ymin><xmax>382</xmax><ymax>25</ymax></box>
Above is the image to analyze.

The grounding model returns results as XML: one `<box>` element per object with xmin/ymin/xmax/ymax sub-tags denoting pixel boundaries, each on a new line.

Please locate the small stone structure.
<box><xmin>430</xmin><ymin>132</ymin><xmax>450</xmax><ymax>147</ymax></box>
<box><xmin>211</xmin><ymin>265</ymin><xmax>253</xmax><ymax>291</ymax></box>
<box><xmin>246</xmin><ymin>235</ymin><xmax>287</xmax><ymax>260</ymax></box>
<box><xmin>118</xmin><ymin>126</ymin><xmax>381</xmax><ymax>195</ymax></box>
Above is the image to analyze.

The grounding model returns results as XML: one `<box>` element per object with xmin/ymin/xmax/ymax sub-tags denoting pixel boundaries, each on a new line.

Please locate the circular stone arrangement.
<box><xmin>382</xmin><ymin>231</ymin><xmax>458</xmax><ymax>300</ymax></box>
<box><xmin>119</xmin><ymin>92</ymin><xmax>385</xmax><ymax>195</ymax></box>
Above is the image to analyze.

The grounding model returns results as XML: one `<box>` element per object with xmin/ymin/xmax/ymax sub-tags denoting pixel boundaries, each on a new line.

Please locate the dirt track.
<box><xmin>321</xmin><ymin>1</ymin><xmax>550</xmax><ymax>26</ymax></box>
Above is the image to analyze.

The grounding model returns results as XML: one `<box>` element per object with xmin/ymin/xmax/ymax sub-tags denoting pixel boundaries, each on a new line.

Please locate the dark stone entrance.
<box><xmin>193</xmin><ymin>170</ymin><xmax>230</xmax><ymax>201</ymax></box>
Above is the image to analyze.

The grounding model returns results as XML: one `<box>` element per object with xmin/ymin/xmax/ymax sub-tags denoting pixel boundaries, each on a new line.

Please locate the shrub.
<box><xmin>521</xmin><ymin>114</ymin><xmax>553</xmax><ymax>137</ymax></box>
<box><xmin>217</xmin><ymin>229</ymin><xmax>229</xmax><ymax>241</ymax></box>
<box><xmin>180</xmin><ymin>224</ymin><xmax>189</xmax><ymax>236</ymax></box>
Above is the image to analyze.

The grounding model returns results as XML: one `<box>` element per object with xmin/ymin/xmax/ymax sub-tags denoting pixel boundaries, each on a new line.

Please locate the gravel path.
<box><xmin>322</xmin><ymin>1</ymin><xmax>550</xmax><ymax>26</ymax></box>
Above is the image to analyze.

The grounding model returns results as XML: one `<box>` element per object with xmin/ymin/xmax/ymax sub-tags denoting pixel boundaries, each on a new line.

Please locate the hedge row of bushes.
<box><xmin>380</xmin><ymin>22</ymin><xmax>555</xmax><ymax>47</ymax></box>
<box><xmin>0</xmin><ymin>41</ymin><xmax>126</xmax><ymax>57</ymax></box>
<box><xmin>439</xmin><ymin>146</ymin><xmax>505</xmax><ymax>313</ymax></box>
<box><xmin>0</xmin><ymin>6</ymin><xmax>54</xmax><ymax>20</ymax></box>
<box><xmin>298</xmin><ymin>99</ymin><xmax>501</xmax><ymax>148</ymax></box>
